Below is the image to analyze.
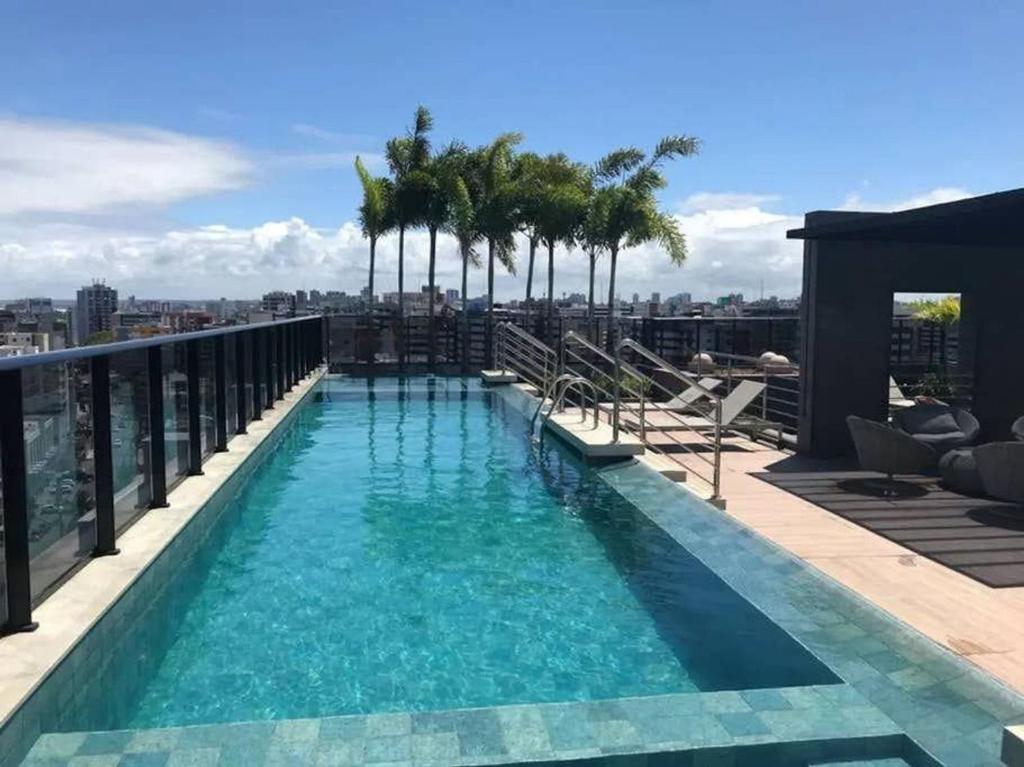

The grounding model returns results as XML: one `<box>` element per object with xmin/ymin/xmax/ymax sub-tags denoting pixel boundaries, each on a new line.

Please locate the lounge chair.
<box><xmin>667</xmin><ymin>380</ymin><xmax>767</xmax><ymax>428</ymax></box>
<box><xmin>889</xmin><ymin>376</ymin><xmax>915</xmax><ymax>409</ymax></box>
<box><xmin>893</xmin><ymin>403</ymin><xmax>980</xmax><ymax>455</ymax></box>
<box><xmin>973</xmin><ymin>442</ymin><xmax>1024</xmax><ymax>503</ymax></box>
<box><xmin>660</xmin><ymin>377</ymin><xmax>723</xmax><ymax>411</ymax></box>
<box><xmin>1011</xmin><ymin>416</ymin><xmax>1024</xmax><ymax>442</ymax></box>
<box><xmin>846</xmin><ymin>415</ymin><xmax>938</xmax><ymax>494</ymax></box>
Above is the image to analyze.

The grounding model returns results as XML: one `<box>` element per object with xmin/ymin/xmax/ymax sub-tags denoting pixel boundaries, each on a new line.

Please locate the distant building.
<box><xmin>295</xmin><ymin>290</ymin><xmax>308</xmax><ymax>313</ymax></box>
<box><xmin>445</xmin><ymin>288</ymin><xmax>460</xmax><ymax>305</ymax></box>
<box><xmin>74</xmin><ymin>282</ymin><xmax>118</xmax><ymax>344</ymax></box>
<box><xmin>261</xmin><ymin>290</ymin><xmax>296</xmax><ymax>317</ymax></box>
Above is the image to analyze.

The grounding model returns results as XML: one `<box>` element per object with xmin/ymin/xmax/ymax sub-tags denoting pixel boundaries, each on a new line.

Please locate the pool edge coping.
<box><xmin>0</xmin><ymin>367</ymin><xmax>326</xmax><ymax>738</ymax></box>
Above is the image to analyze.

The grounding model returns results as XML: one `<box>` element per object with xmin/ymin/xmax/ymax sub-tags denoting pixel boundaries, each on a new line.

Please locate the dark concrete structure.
<box><xmin>789</xmin><ymin>188</ymin><xmax>1024</xmax><ymax>457</ymax></box>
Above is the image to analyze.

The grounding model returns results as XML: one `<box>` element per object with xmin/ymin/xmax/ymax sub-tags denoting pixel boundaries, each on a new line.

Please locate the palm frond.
<box><xmin>594</xmin><ymin>148</ymin><xmax>644</xmax><ymax>181</ymax></box>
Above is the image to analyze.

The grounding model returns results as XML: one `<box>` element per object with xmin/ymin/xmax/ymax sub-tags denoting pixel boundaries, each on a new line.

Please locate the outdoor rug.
<box><xmin>753</xmin><ymin>469</ymin><xmax>1024</xmax><ymax>587</ymax></box>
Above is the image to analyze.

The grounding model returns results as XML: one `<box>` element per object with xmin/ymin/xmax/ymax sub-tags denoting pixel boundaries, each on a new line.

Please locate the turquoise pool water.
<box><xmin>102</xmin><ymin>377</ymin><xmax>835</xmax><ymax>729</ymax></box>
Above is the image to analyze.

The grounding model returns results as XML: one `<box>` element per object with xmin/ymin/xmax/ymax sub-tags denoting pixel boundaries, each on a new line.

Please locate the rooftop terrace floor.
<box><xmin>663</xmin><ymin>434</ymin><xmax>1024</xmax><ymax>696</ymax></box>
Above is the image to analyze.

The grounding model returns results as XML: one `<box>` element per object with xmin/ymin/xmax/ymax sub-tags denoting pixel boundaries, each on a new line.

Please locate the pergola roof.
<box><xmin>787</xmin><ymin>187</ymin><xmax>1024</xmax><ymax>247</ymax></box>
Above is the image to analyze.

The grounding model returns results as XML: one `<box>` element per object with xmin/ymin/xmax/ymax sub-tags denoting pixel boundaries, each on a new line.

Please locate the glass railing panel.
<box><xmin>198</xmin><ymin>340</ymin><xmax>216</xmax><ymax>458</ymax></box>
<box><xmin>162</xmin><ymin>344</ymin><xmax>189</xmax><ymax>488</ymax></box>
<box><xmin>224</xmin><ymin>335</ymin><xmax>238</xmax><ymax>437</ymax></box>
<box><xmin>110</xmin><ymin>349</ymin><xmax>152</xmax><ymax>531</ymax></box>
<box><xmin>0</xmin><ymin>433</ymin><xmax>6</xmax><ymax>627</ymax></box>
<box><xmin>21</xmin><ymin>360</ymin><xmax>95</xmax><ymax>602</ymax></box>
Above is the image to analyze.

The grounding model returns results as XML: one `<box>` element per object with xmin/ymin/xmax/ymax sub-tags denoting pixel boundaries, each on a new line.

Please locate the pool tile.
<box><xmin>365</xmin><ymin>714</ymin><xmax>412</xmax><ymax>738</ymax></box>
<box><xmin>312</xmin><ymin>739</ymin><xmax>364</xmax><ymax>766</ymax></box>
<box><xmin>273</xmin><ymin>718</ymin><xmax>320</xmax><ymax>741</ymax></box>
<box><xmin>117</xmin><ymin>753</ymin><xmax>169</xmax><ymax>767</ymax></box>
<box><xmin>454</xmin><ymin>711</ymin><xmax>506</xmax><ymax>758</ymax></box>
<box><xmin>68</xmin><ymin>757</ymin><xmax>123</xmax><ymax>767</ymax></box>
<box><xmin>409</xmin><ymin>732</ymin><xmax>460</xmax><ymax>765</ymax></box>
<box><xmin>716</xmin><ymin>712</ymin><xmax>771</xmax><ymax>738</ymax></box>
<box><xmin>363</xmin><ymin>736</ymin><xmax>411</xmax><ymax>763</ymax></box>
<box><xmin>496</xmin><ymin>707</ymin><xmax>551</xmax><ymax>755</ymax></box>
<box><xmin>164</xmin><ymin>748</ymin><xmax>220</xmax><ymax>767</ymax></box>
<box><xmin>701</xmin><ymin>692</ymin><xmax>752</xmax><ymax>715</ymax></box>
<box><xmin>592</xmin><ymin>719</ymin><xmax>640</xmax><ymax>749</ymax></box>
<box><xmin>29</xmin><ymin>733</ymin><xmax>87</xmax><ymax>758</ymax></box>
<box><xmin>77</xmin><ymin>733</ymin><xmax>133</xmax><ymax>756</ymax></box>
<box><xmin>319</xmin><ymin>717</ymin><xmax>367</xmax><ymax>740</ymax></box>
<box><xmin>740</xmin><ymin>689</ymin><xmax>792</xmax><ymax>712</ymax></box>
<box><xmin>541</xmin><ymin>706</ymin><xmax>595</xmax><ymax>750</ymax></box>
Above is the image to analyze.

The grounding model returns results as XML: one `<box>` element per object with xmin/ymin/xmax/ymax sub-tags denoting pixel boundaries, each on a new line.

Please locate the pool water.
<box><xmin>110</xmin><ymin>377</ymin><xmax>834</xmax><ymax>729</ymax></box>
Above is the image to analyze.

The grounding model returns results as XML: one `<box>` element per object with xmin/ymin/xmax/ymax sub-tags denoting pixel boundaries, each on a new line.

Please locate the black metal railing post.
<box><xmin>235</xmin><ymin>331</ymin><xmax>248</xmax><ymax>434</ymax></box>
<box><xmin>90</xmin><ymin>355</ymin><xmax>119</xmax><ymax>556</ymax></box>
<box><xmin>147</xmin><ymin>346</ymin><xmax>168</xmax><ymax>508</ymax></box>
<box><xmin>214</xmin><ymin>336</ymin><xmax>228</xmax><ymax>452</ymax></box>
<box><xmin>264</xmin><ymin>327</ymin><xmax>275</xmax><ymax>409</ymax></box>
<box><xmin>285</xmin><ymin>324</ymin><xmax>294</xmax><ymax>390</ymax></box>
<box><xmin>186</xmin><ymin>340</ymin><xmax>203</xmax><ymax>475</ymax></box>
<box><xmin>0</xmin><ymin>369</ymin><xmax>38</xmax><ymax>634</ymax></box>
<box><xmin>276</xmin><ymin>325</ymin><xmax>285</xmax><ymax>398</ymax></box>
<box><xmin>251</xmin><ymin>329</ymin><xmax>263</xmax><ymax>420</ymax></box>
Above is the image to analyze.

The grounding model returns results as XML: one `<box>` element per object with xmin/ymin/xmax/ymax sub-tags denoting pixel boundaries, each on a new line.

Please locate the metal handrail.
<box><xmin>495</xmin><ymin>322</ymin><xmax>559</xmax><ymax>393</ymax></box>
<box><xmin>614</xmin><ymin>337</ymin><xmax>724</xmax><ymax>504</ymax></box>
<box><xmin>540</xmin><ymin>376</ymin><xmax>599</xmax><ymax>436</ymax></box>
<box><xmin>530</xmin><ymin>373</ymin><xmax>578</xmax><ymax>433</ymax></box>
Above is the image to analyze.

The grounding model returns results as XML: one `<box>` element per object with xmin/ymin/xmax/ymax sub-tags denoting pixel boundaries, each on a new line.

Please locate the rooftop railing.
<box><xmin>0</xmin><ymin>316</ymin><xmax>325</xmax><ymax>635</ymax></box>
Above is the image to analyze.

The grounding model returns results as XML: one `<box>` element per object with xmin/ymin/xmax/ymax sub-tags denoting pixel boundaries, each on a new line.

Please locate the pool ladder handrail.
<box><xmin>530</xmin><ymin>375</ymin><xmax>599</xmax><ymax>439</ymax></box>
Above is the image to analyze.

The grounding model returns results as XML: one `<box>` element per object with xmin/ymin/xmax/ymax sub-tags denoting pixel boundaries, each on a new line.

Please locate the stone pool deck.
<box><xmin>22</xmin><ymin>686</ymin><xmax>921</xmax><ymax>766</ymax></box>
<box><xmin>660</xmin><ymin>434</ymin><xmax>1024</xmax><ymax>697</ymax></box>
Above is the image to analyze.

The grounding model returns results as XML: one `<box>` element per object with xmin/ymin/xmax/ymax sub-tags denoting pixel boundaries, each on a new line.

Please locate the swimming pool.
<box><xmin>75</xmin><ymin>376</ymin><xmax>834</xmax><ymax>730</ymax></box>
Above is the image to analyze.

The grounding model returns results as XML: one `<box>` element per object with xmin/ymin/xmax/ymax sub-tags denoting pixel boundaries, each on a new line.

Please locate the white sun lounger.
<box><xmin>671</xmin><ymin>380</ymin><xmax>767</xmax><ymax>429</ymax></box>
<box><xmin>889</xmin><ymin>376</ymin><xmax>915</xmax><ymax>409</ymax></box>
<box><xmin>661</xmin><ymin>377</ymin><xmax>723</xmax><ymax>411</ymax></box>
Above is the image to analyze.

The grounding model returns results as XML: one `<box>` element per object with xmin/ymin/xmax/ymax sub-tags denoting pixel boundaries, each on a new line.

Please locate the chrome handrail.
<box><xmin>614</xmin><ymin>337</ymin><xmax>724</xmax><ymax>505</ymax></box>
<box><xmin>541</xmin><ymin>376</ymin><xmax>599</xmax><ymax>435</ymax></box>
<box><xmin>530</xmin><ymin>373</ymin><xmax>578</xmax><ymax>434</ymax></box>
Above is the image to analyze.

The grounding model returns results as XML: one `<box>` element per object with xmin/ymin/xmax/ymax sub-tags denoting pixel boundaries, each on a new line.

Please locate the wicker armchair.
<box><xmin>893</xmin><ymin>404</ymin><xmax>980</xmax><ymax>455</ymax></box>
<box><xmin>846</xmin><ymin>415</ymin><xmax>938</xmax><ymax>494</ymax></box>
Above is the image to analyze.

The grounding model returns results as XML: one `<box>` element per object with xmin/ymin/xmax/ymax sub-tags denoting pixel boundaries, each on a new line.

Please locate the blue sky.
<box><xmin>1</xmin><ymin>1</ymin><xmax>1022</xmax><ymax>299</ymax></box>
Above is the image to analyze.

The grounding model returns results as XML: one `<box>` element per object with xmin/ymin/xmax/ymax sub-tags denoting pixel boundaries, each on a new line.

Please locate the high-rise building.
<box><xmin>261</xmin><ymin>290</ymin><xmax>295</xmax><ymax>317</ymax></box>
<box><xmin>74</xmin><ymin>281</ymin><xmax>118</xmax><ymax>345</ymax></box>
<box><xmin>445</xmin><ymin>289</ymin><xmax>459</xmax><ymax>304</ymax></box>
<box><xmin>651</xmin><ymin>292</ymin><xmax>661</xmax><ymax>304</ymax></box>
<box><xmin>295</xmin><ymin>290</ymin><xmax>308</xmax><ymax>313</ymax></box>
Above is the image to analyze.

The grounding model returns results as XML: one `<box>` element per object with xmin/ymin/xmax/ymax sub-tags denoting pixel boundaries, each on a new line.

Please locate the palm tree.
<box><xmin>534</xmin><ymin>154</ymin><xmax>589</xmax><ymax>346</ymax></box>
<box><xmin>443</xmin><ymin>149</ymin><xmax>484</xmax><ymax>369</ymax></box>
<box><xmin>513</xmin><ymin>152</ymin><xmax>544</xmax><ymax>333</ymax></box>
<box><xmin>385</xmin><ymin>106</ymin><xmax>433</xmax><ymax>364</ymax></box>
<box><xmin>579</xmin><ymin>182</ymin><xmax>606</xmax><ymax>341</ymax></box>
<box><xmin>354</xmin><ymin>157</ymin><xmax>393</xmax><ymax>327</ymax></box>
<box><xmin>474</xmin><ymin>133</ymin><xmax>522</xmax><ymax>368</ymax></box>
<box><xmin>593</xmin><ymin>136</ymin><xmax>700</xmax><ymax>351</ymax></box>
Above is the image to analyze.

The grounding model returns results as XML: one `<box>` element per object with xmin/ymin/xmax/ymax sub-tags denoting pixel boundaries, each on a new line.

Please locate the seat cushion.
<box><xmin>900</xmin><ymin>407</ymin><xmax>960</xmax><ymax>435</ymax></box>
<box><xmin>913</xmin><ymin>430</ymin><xmax>966</xmax><ymax>446</ymax></box>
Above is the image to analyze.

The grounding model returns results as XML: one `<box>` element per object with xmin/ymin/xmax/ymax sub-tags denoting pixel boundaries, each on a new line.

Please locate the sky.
<box><xmin>1</xmin><ymin>0</ymin><xmax>1022</xmax><ymax>302</ymax></box>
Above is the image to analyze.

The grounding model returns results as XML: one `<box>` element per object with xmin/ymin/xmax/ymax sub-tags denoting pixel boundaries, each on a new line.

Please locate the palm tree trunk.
<box><xmin>367</xmin><ymin>235</ymin><xmax>376</xmax><ymax>363</ymax></box>
<box><xmin>461</xmin><ymin>247</ymin><xmax>470</xmax><ymax>372</ymax></box>
<box><xmin>427</xmin><ymin>226</ymin><xmax>437</xmax><ymax>369</ymax></box>
<box><xmin>524</xmin><ymin>237</ymin><xmax>536</xmax><ymax>332</ymax></box>
<box><xmin>587</xmin><ymin>249</ymin><xmax>596</xmax><ymax>342</ymax></box>
<box><xmin>606</xmin><ymin>245</ymin><xmax>618</xmax><ymax>353</ymax></box>
<box><xmin>547</xmin><ymin>239</ymin><xmax>556</xmax><ymax>347</ymax></box>
<box><xmin>397</xmin><ymin>223</ymin><xmax>406</xmax><ymax>366</ymax></box>
<box><xmin>486</xmin><ymin>238</ymin><xmax>495</xmax><ymax>368</ymax></box>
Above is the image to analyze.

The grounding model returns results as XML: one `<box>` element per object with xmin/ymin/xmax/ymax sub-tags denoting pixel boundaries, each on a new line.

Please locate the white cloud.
<box><xmin>838</xmin><ymin>187</ymin><xmax>971</xmax><ymax>213</ymax></box>
<box><xmin>677</xmin><ymin>192</ymin><xmax>780</xmax><ymax>213</ymax></box>
<box><xmin>290</xmin><ymin>123</ymin><xmax>378</xmax><ymax>145</ymax></box>
<box><xmin>0</xmin><ymin>117</ymin><xmax>252</xmax><ymax>215</ymax></box>
<box><xmin>269</xmin><ymin>151</ymin><xmax>384</xmax><ymax>171</ymax></box>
